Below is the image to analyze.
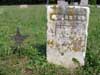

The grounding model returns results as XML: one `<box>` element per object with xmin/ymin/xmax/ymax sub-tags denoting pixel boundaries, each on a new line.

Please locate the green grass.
<box><xmin>0</xmin><ymin>5</ymin><xmax>100</xmax><ymax>75</ymax></box>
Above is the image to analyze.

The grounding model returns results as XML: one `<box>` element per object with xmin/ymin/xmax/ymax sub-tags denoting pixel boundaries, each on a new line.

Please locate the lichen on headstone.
<box><xmin>47</xmin><ymin>0</ymin><xmax>90</xmax><ymax>68</ymax></box>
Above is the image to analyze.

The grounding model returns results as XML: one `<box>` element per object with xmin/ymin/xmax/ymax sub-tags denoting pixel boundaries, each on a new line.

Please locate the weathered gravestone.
<box><xmin>20</xmin><ymin>5</ymin><xmax>28</xmax><ymax>8</ymax></box>
<box><xmin>62</xmin><ymin>0</ymin><xmax>88</xmax><ymax>6</ymax></box>
<box><xmin>47</xmin><ymin>0</ymin><xmax>90</xmax><ymax>68</ymax></box>
<box><xmin>80</xmin><ymin>0</ymin><xmax>88</xmax><ymax>6</ymax></box>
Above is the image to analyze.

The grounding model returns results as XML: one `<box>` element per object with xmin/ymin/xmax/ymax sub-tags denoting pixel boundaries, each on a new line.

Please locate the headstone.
<box><xmin>47</xmin><ymin>0</ymin><xmax>90</xmax><ymax>68</ymax></box>
<box><xmin>20</xmin><ymin>5</ymin><xmax>28</xmax><ymax>8</ymax></box>
<box><xmin>97</xmin><ymin>5</ymin><xmax>100</xmax><ymax>8</ymax></box>
<box><xmin>80</xmin><ymin>0</ymin><xmax>88</xmax><ymax>6</ymax></box>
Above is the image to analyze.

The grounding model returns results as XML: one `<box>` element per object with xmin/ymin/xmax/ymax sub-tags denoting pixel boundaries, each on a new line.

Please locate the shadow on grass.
<box><xmin>33</xmin><ymin>43</ymin><xmax>46</xmax><ymax>57</ymax></box>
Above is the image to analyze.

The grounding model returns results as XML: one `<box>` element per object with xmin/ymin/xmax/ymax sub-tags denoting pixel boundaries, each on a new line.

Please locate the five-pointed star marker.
<box><xmin>11</xmin><ymin>27</ymin><xmax>28</xmax><ymax>46</ymax></box>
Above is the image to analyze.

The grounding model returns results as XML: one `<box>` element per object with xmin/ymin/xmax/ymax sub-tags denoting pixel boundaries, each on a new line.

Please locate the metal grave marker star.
<box><xmin>11</xmin><ymin>27</ymin><xmax>28</xmax><ymax>54</ymax></box>
<box><xmin>12</xmin><ymin>27</ymin><xmax>28</xmax><ymax>46</ymax></box>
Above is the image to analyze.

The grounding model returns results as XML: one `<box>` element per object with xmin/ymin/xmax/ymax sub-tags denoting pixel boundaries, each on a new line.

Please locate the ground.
<box><xmin>0</xmin><ymin>5</ymin><xmax>100</xmax><ymax>75</ymax></box>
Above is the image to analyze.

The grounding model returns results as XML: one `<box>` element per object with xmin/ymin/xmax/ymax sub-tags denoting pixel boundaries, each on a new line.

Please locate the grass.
<box><xmin>0</xmin><ymin>5</ymin><xmax>100</xmax><ymax>75</ymax></box>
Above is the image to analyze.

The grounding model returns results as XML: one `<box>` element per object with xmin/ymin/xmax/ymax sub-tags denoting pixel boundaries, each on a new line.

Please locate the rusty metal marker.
<box><xmin>47</xmin><ymin>0</ymin><xmax>90</xmax><ymax>68</ymax></box>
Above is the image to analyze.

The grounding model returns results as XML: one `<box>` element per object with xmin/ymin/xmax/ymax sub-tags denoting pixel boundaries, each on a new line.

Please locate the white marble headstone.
<box><xmin>47</xmin><ymin>4</ymin><xmax>90</xmax><ymax>68</ymax></box>
<box><xmin>19</xmin><ymin>5</ymin><xmax>28</xmax><ymax>8</ymax></box>
<box><xmin>80</xmin><ymin>0</ymin><xmax>88</xmax><ymax>6</ymax></box>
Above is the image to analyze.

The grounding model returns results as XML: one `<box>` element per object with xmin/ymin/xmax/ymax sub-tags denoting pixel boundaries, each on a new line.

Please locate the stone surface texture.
<box><xmin>47</xmin><ymin>4</ymin><xmax>90</xmax><ymax>68</ymax></box>
<box><xmin>80</xmin><ymin>0</ymin><xmax>88</xmax><ymax>6</ymax></box>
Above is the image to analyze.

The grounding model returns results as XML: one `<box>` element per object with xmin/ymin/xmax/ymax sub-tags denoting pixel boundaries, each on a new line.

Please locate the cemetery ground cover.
<box><xmin>0</xmin><ymin>5</ymin><xmax>100</xmax><ymax>75</ymax></box>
